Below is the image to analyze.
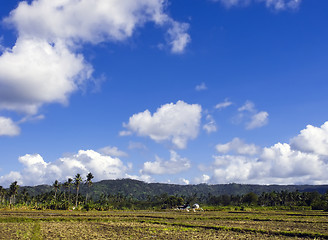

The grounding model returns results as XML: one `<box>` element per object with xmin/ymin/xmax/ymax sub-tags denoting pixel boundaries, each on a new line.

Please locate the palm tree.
<box><xmin>63</xmin><ymin>181</ymin><xmax>68</xmax><ymax>201</ymax></box>
<box><xmin>74</xmin><ymin>173</ymin><xmax>83</xmax><ymax>208</ymax></box>
<box><xmin>0</xmin><ymin>186</ymin><xmax>5</xmax><ymax>204</ymax></box>
<box><xmin>64</xmin><ymin>178</ymin><xmax>73</xmax><ymax>205</ymax></box>
<box><xmin>85</xmin><ymin>172</ymin><xmax>94</xmax><ymax>203</ymax></box>
<box><xmin>21</xmin><ymin>189</ymin><xmax>30</xmax><ymax>205</ymax></box>
<box><xmin>53</xmin><ymin>180</ymin><xmax>59</xmax><ymax>200</ymax></box>
<box><xmin>9</xmin><ymin>181</ymin><xmax>19</xmax><ymax>205</ymax></box>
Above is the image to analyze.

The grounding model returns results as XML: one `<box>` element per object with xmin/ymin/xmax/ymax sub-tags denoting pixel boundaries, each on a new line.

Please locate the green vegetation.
<box><xmin>1</xmin><ymin>176</ymin><xmax>328</xmax><ymax>211</ymax></box>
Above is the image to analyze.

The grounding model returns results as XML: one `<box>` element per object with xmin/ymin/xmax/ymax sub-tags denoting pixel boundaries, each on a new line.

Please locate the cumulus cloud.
<box><xmin>216</xmin><ymin>137</ymin><xmax>259</xmax><ymax>155</ymax></box>
<box><xmin>0</xmin><ymin>149</ymin><xmax>130</xmax><ymax>187</ymax></box>
<box><xmin>290</xmin><ymin>122</ymin><xmax>328</xmax><ymax>156</ymax></box>
<box><xmin>98</xmin><ymin>146</ymin><xmax>128</xmax><ymax>157</ymax></box>
<box><xmin>0</xmin><ymin>37</ymin><xmax>92</xmax><ymax>114</ymax></box>
<box><xmin>5</xmin><ymin>0</ymin><xmax>190</xmax><ymax>50</ymax></box>
<box><xmin>194</xmin><ymin>174</ymin><xmax>210</xmax><ymax>184</ymax></box>
<box><xmin>0</xmin><ymin>116</ymin><xmax>20</xmax><ymax>136</ymax></box>
<box><xmin>0</xmin><ymin>0</ymin><xmax>191</xmax><ymax>132</ymax></box>
<box><xmin>209</xmin><ymin>121</ymin><xmax>328</xmax><ymax>184</ymax></box>
<box><xmin>212</xmin><ymin>144</ymin><xmax>324</xmax><ymax>184</ymax></box>
<box><xmin>141</xmin><ymin>150</ymin><xmax>191</xmax><ymax>175</ymax></box>
<box><xmin>122</xmin><ymin>101</ymin><xmax>202</xmax><ymax>149</ymax></box>
<box><xmin>195</xmin><ymin>82</ymin><xmax>207</xmax><ymax>91</ymax></box>
<box><xmin>237</xmin><ymin>101</ymin><xmax>269</xmax><ymax>130</ymax></box>
<box><xmin>213</xmin><ymin>0</ymin><xmax>301</xmax><ymax>10</ymax></box>
<box><xmin>246</xmin><ymin>111</ymin><xmax>269</xmax><ymax>130</ymax></box>
<box><xmin>180</xmin><ymin>178</ymin><xmax>190</xmax><ymax>185</ymax></box>
<box><xmin>126</xmin><ymin>173</ymin><xmax>153</xmax><ymax>183</ymax></box>
<box><xmin>203</xmin><ymin>114</ymin><xmax>217</xmax><ymax>133</ymax></box>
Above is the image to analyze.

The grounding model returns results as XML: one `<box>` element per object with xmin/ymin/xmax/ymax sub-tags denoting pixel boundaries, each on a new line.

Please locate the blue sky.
<box><xmin>0</xmin><ymin>0</ymin><xmax>328</xmax><ymax>187</ymax></box>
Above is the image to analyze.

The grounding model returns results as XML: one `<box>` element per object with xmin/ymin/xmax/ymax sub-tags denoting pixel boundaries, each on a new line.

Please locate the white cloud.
<box><xmin>213</xmin><ymin>154</ymin><xmax>258</xmax><ymax>183</ymax></box>
<box><xmin>215</xmin><ymin>99</ymin><xmax>233</xmax><ymax>110</ymax></box>
<box><xmin>214</xmin><ymin>0</ymin><xmax>301</xmax><ymax>10</ymax></box>
<box><xmin>6</xmin><ymin>0</ymin><xmax>190</xmax><ymax>48</ymax></box>
<box><xmin>195</xmin><ymin>82</ymin><xmax>207</xmax><ymax>91</ymax></box>
<box><xmin>180</xmin><ymin>178</ymin><xmax>190</xmax><ymax>185</ymax></box>
<box><xmin>128</xmin><ymin>141</ymin><xmax>148</xmax><ymax>150</ymax></box>
<box><xmin>261</xmin><ymin>0</ymin><xmax>301</xmax><ymax>10</ymax></box>
<box><xmin>194</xmin><ymin>174</ymin><xmax>210</xmax><ymax>184</ymax></box>
<box><xmin>18</xmin><ymin>114</ymin><xmax>45</xmax><ymax>124</ymax></box>
<box><xmin>238</xmin><ymin>100</ymin><xmax>255</xmax><ymax>112</ymax></box>
<box><xmin>0</xmin><ymin>116</ymin><xmax>20</xmax><ymax>136</ymax></box>
<box><xmin>290</xmin><ymin>122</ymin><xmax>328</xmax><ymax>156</ymax></box>
<box><xmin>126</xmin><ymin>174</ymin><xmax>153</xmax><ymax>183</ymax></box>
<box><xmin>141</xmin><ymin>150</ymin><xmax>191</xmax><ymax>175</ymax></box>
<box><xmin>216</xmin><ymin>137</ymin><xmax>259</xmax><ymax>155</ymax></box>
<box><xmin>167</xmin><ymin>21</ymin><xmax>191</xmax><ymax>53</ymax></box>
<box><xmin>209</xmin><ymin>121</ymin><xmax>328</xmax><ymax>184</ymax></box>
<box><xmin>0</xmin><ymin>37</ymin><xmax>92</xmax><ymax>114</ymax></box>
<box><xmin>203</xmin><ymin>114</ymin><xmax>217</xmax><ymax>133</ymax></box>
<box><xmin>123</xmin><ymin>101</ymin><xmax>202</xmax><ymax>149</ymax></box>
<box><xmin>215</xmin><ymin>0</ymin><xmax>252</xmax><ymax>8</ymax></box>
<box><xmin>246</xmin><ymin>111</ymin><xmax>269</xmax><ymax>130</ymax></box>
<box><xmin>0</xmin><ymin>149</ymin><xmax>130</xmax><ymax>187</ymax></box>
<box><xmin>0</xmin><ymin>0</ymin><xmax>190</xmax><ymax>130</ymax></box>
<box><xmin>0</xmin><ymin>171</ymin><xmax>23</xmax><ymax>187</ymax></box>
<box><xmin>98</xmin><ymin>146</ymin><xmax>128</xmax><ymax>157</ymax></box>
<box><xmin>260</xmin><ymin>143</ymin><xmax>322</xmax><ymax>178</ymax></box>
<box><xmin>119</xmin><ymin>130</ymin><xmax>132</xmax><ymax>136</ymax></box>
<box><xmin>237</xmin><ymin>101</ymin><xmax>269</xmax><ymax>130</ymax></box>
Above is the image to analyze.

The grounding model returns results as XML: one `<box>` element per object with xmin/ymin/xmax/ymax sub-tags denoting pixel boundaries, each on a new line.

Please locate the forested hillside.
<box><xmin>20</xmin><ymin>178</ymin><xmax>328</xmax><ymax>200</ymax></box>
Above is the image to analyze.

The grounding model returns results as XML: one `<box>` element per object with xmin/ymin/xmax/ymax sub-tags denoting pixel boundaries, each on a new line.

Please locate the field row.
<box><xmin>0</xmin><ymin>209</ymin><xmax>327</xmax><ymax>239</ymax></box>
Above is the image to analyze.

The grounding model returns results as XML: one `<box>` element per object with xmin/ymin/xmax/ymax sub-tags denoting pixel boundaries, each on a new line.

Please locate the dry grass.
<box><xmin>0</xmin><ymin>209</ymin><xmax>327</xmax><ymax>239</ymax></box>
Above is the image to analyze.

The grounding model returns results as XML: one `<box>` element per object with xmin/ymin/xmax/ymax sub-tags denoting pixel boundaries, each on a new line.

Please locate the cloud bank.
<box><xmin>209</xmin><ymin>121</ymin><xmax>328</xmax><ymax>184</ymax></box>
<box><xmin>2</xmin><ymin>122</ymin><xmax>328</xmax><ymax>186</ymax></box>
<box><xmin>0</xmin><ymin>149</ymin><xmax>130</xmax><ymax>187</ymax></box>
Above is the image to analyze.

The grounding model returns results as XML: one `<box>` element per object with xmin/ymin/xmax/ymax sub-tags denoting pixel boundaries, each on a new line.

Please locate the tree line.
<box><xmin>1</xmin><ymin>174</ymin><xmax>328</xmax><ymax>211</ymax></box>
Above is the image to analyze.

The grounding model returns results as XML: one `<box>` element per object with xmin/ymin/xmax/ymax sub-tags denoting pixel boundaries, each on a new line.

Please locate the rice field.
<box><xmin>0</xmin><ymin>209</ymin><xmax>327</xmax><ymax>239</ymax></box>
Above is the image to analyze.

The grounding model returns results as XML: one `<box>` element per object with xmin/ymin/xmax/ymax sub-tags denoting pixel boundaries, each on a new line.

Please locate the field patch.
<box><xmin>0</xmin><ymin>209</ymin><xmax>327</xmax><ymax>239</ymax></box>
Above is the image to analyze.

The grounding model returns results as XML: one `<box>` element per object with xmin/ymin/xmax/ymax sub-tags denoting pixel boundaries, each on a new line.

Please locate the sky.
<box><xmin>0</xmin><ymin>0</ymin><xmax>328</xmax><ymax>187</ymax></box>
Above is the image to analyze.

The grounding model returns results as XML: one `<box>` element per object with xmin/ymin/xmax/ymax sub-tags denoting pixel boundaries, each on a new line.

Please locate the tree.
<box><xmin>9</xmin><ymin>181</ymin><xmax>19</xmax><ymax>205</ymax></box>
<box><xmin>19</xmin><ymin>189</ymin><xmax>30</xmax><ymax>205</ymax></box>
<box><xmin>242</xmin><ymin>192</ymin><xmax>258</xmax><ymax>206</ymax></box>
<box><xmin>85</xmin><ymin>172</ymin><xmax>94</xmax><ymax>203</ymax></box>
<box><xmin>0</xmin><ymin>186</ymin><xmax>5</xmax><ymax>204</ymax></box>
<box><xmin>53</xmin><ymin>180</ymin><xmax>60</xmax><ymax>200</ymax></box>
<box><xmin>74</xmin><ymin>173</ymin><xmax>83</xmax><ymax>208</ymax></box>
<box><xmin>67</xmin><ymin>178</ymin><xmax>73</xmax><ymax>205</ymax></box>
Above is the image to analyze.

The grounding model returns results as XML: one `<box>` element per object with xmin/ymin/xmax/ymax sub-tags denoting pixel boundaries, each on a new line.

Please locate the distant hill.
<box><xmin>18</xmin><ymin>178</ymin><xmax>328</xmax><ymax>200</ymax></box>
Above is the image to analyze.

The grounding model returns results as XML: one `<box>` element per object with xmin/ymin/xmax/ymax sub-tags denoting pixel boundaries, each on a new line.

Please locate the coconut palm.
<box><xmin>67</xmin><ymin>177</ymin><xmax>73</xmax><ymax>204</ymax></box>
<box><xmin>0</xmin><ymin>186</ymin><xmax>5</xmax><ymax>204</ymax></box>
<box><xmin>53</xmin><ymin>180</ymin><xmax>59</xmax><ymax>200</ymax></box>
<box><xmin>85</xmin><ymin>172</ymin><xmax>94</xmax><ymax>203</ymax></box>
<box><xmin>9</xmin><ymin>181</ymin><xmax>19</xmax><ymax>205</ymax></box>
<box><xmin>74</xmin><ymin>173</ymin><xmax>83</xmax><ymax>208</ymax></box>
<box><xmin>21</xmin><ymin>189</ymin><xmax>29</xmax><ymax>205</ymax></box>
